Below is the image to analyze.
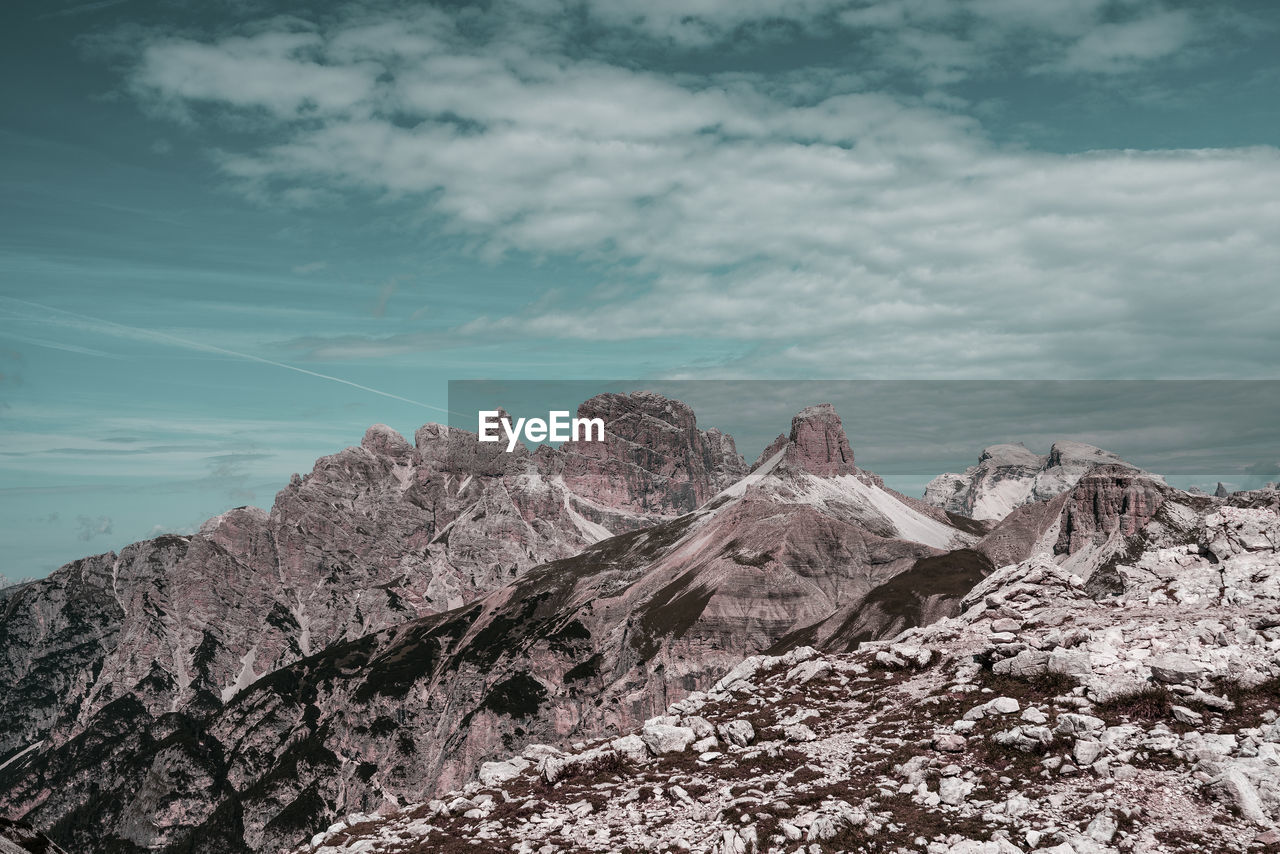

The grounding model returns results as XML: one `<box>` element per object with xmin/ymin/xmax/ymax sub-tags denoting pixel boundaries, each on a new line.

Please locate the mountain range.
<box><xmin>3</xmin><ymin>393</ymin><xmax>1270</xmax><ymax>854</ymax></box>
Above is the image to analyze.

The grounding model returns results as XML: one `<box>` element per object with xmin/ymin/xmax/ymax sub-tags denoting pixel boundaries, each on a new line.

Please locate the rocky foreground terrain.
<box><xmin>299</xmin><ymin>487</ymin><xmax>1280</xmax><ymax>854</ymax></box>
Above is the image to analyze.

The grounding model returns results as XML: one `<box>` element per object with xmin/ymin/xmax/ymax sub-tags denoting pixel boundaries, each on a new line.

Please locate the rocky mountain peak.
<box><xmin>924</xmin><ymin>440</ymin><xmax>1147</xmax><ymax>523</ymax></box>
<box><xmin>574</xmin><ymin>391</ymin><xmax>698</xmax><ymax>436</ymax></box>
<box><xmin>753</xmin><ymin>403</ymin><xmax>856</xmax><ymax>477</ymax></box>
<box><xmin>360</xmin><ymin>423</ymin><xmax>413</xmax><ymax>460</ymax></box>
<box><xmin>787</xmin><ymin>403</ymin><xmax>855</xmax><ymax>476</ymax></box>
<box><xmin>546</xmin><ymin>392</ymin><xmax>745</xmax><ymax>515</ymax></box>
<box><xmin>976</xmin><ymin>442</ymin><xmax>1041</xmax><ymax>467</ymax></box>
<box><xmin>0</xmin><ymin>392</ymin><xmax>746</xmax><ymax>825</ymax></box>
<box><xmin>1046</xmin><ymin>440</ymin><xmax>1131</xmax><ymax>470</ymax></box>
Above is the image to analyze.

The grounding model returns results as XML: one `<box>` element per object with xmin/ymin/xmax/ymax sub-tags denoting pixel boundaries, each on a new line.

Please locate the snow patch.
<box><xmin>109</xmin><ymin>555</ymin><xmax>126</xmax><ymax>618</ymax></box>
<box><xmin>968</xmin><ymin>477</ymin><xmax>1035</xmax><ymax>523</ymax></box>
<box><xmin>564</xmin><ymin>497</ymin><xmax>614</xmax><ymax>544</ymax></box>
<box><xmin>221</xmin><ymin>644</ymin><xmax>260</xmax><ymax>703</ymax></box>
<box><xmin>290</xmin><ymin>596</ymin><xmax>313</xmax><ymax>657</ymax></box>
<box><xmin>714</xmin><ymin>448</ymin><xmax>786</xmax><ymax>500</ymax></box>
<box><xmin>795</xmin><ymin>474</ymin><xmax>965</xmax><ymax>550</ymax></box>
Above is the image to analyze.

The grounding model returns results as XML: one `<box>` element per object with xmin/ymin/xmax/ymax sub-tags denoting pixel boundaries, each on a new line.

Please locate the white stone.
<box><xmin>1149</xmin><ymin>653</ymin><xmax>1205</xmax><ymax>684</ymax></box>
<box><xmin>612</xmin><ymin>734</ymin><xmax>650</xmax><ymax>763</ymax></box>
<box><xmin>1073</xmin><ymin>740</ymin><xmax>1105</xmax><ymax>766</ymax></box>
<box><xmin>718</xmin><ymin>719</ymin><xmax>755</xmax><ymax>748</ymax></box>
<box><xmin>987</xmin><ymin>697</ymin><xmax>1020</xmax><ymax>715</ymax></box>
<box><xmin>642</xmin><ymin>722</ymin><xmax>697</xmax><ymax>755</ymax></box>
<box><xmin>938</xmin><ymin>776</ymin><xmax>971</xmax><ymax>805</ymax></box>
<box><xmin>478</xmin><ymin>756</ymin><xmax>530</xmax><ymax>787</ymax></box>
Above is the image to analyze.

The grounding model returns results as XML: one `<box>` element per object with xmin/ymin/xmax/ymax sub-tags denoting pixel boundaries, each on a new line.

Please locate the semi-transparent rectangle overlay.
<box><xmin>447</xmin><ymin>380</ymin><xmax>1279</xmax><ymax>494</ymax></box>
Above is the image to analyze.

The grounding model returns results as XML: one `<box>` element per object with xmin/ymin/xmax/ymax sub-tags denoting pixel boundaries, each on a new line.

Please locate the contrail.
<box><xmin>0</xmin><ymin>296</ymin><xmax>458</xmax><ymax>416</ymax></box>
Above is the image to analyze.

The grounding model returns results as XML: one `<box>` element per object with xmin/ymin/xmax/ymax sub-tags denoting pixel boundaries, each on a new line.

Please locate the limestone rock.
<box><xmin>642</xmin><ymin>723</ymin><xmax>696</xmax><ymax>755</ymax></box>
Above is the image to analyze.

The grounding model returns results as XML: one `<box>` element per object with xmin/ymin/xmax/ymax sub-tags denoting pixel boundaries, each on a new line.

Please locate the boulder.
<box><xmin>1055</xmin><ymin>714</ymin><xmax>1105</xmax><ymax>737</ymax></box>
<box><xmin>478</xmin><ymin>757</ymin><xmax>530</xmax><ymax>787</ymax></box>
<box><xmin>641</xmin><ymin>722</ymin><xmax>696</xmax><ymax>755</ymax></box>
<box><xmin>717</xmin><ymin>719</ymin><xmax>755</xmax><ymax>748</ymax></box>
<box><xmin>611</xmin><ymin>734</ymin><xmax>650</xmax><ymax>764</ymax></box>
<box><xmin>993</xmin><ymin>650</ymin><xmax>1050</xmax><ymax>677</ymax></box>
<box><xmin>1149</xmin><ymin>654</ymin><xmax>1205</xmax><ymax>684</ymax></box>
<box><xmin>1213</xmin><ymin>768</ymin><xmax>1269</xmax><ymax>825</ymax></box>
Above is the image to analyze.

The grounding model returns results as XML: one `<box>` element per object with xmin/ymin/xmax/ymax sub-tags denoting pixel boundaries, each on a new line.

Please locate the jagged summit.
<box><xmin>752</xmin><ymin>402</ymin><xmax>856</xmax><ymax>478</ymax></box>
<box><xmin>784</xmin><ymin>403</ymin><xmax>857</xmax><ymax>477</ymax></box>
<box><xmin>923</xmin><ymin>440</ymin><xmax>1145</xmax><ymax>522</ymax></box>
<box><xmin>360</xmin><ymin>423</ymin><xmax>413</xmax><ymax>458</ymax></box>
<box><xmin>541</xmin><ymin>391</ymin><xmax>746</xmax><ymax>517</ymax></box>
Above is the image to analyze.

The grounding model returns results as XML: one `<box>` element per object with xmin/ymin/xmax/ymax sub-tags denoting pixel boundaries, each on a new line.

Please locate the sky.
<box><xmin>2</xmin><ymin>0</ymin><xmax>1279</xmax><ymax>580</ymax></box>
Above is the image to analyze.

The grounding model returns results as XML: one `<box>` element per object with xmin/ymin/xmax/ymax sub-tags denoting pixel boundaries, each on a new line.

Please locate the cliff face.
<box><xmin>539</xmin><ymin>392</ymin><xmax>746</xmax><ymax>517</ymax></box>
<box><xmin>0</xmin><ymin>402</ymin><xmax>987</xmax><ymax>854</ymax></box>
<box><xmin>1052</xmin><ymin>464</ymin><xmax>1173</xmax><ymax>555</ymax></box>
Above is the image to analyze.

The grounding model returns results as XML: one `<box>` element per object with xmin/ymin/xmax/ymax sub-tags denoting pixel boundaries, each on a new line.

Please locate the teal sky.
<box><xmin>2</xmin><ymin>0</ymin><xmax>1279</xmax><ymax>580</ymax></box>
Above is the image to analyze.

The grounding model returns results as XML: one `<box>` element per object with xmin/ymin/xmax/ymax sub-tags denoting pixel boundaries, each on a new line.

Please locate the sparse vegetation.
<box><xmin>977</xmin><ymin>668</ymin><xmax>1075</xmax><ymax>700</ymax></box>
<box><xmin>1094</xmin><ymin>685</ymin><xmax>1173</xmax><ymax>722</ymax></box>
<box><xmin>1214</xmin><ymin>675</ymin><xmax>1280</xmax><ymax>729</ymax></box>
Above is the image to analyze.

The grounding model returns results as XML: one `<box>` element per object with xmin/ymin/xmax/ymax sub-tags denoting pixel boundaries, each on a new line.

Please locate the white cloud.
<box><xmin>115</xmin><ymin>2</ymin><xmax>1280</xmax><ymax>378</ymax></box>
<box><xmin>133</xmin><ymin>31</ymin><xmax>381</xmax><ymax>119</ymax></box>
<box><xmin>1055</xmin><ymin>9</ymin><xmax>1195</xmax><ymax>74</ymax></box>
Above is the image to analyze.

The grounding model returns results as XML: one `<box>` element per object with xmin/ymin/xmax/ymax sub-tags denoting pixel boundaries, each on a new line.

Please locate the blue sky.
<box><xmin>2</xmin><ymin>0</ymin><xmax>1279</xmax><ymax>579</ymax></box>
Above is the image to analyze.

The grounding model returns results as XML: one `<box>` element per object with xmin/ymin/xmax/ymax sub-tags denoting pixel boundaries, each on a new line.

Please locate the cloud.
<box><xmin>132</xmin><ymin>31</ymin><xmax>381</xmax><ymax>120</ymax></box>
<box><xmin>108</xmin><ymin>2</ymin><xmax>1280</xmax><ymax>379</ymax></box>
<box><xmin>76</xmin><ymin>514</ymin><xmax>114</xmax><ymax>541</ymax></box>
<box><xmin>1</xmin><ymin>333</ymin><xmax>119</xmax><ymax>358</ymax></box>
<box><xmin>1054</xmin><ymin>9</ymin><xmax>1195</xmax><ymax>74</ymax></box>
<box><xmin>373</xmin><ymin>275</ymin><xmax>411</xmax><ymax>318</ymax></box>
